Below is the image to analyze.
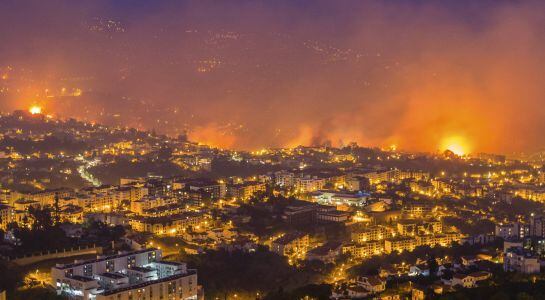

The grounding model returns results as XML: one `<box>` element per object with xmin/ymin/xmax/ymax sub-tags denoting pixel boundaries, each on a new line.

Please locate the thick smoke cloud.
<box><xmin>1</xmin><ymin>0</ymin><xmax>545</xmax><ymax>153</ymax></box>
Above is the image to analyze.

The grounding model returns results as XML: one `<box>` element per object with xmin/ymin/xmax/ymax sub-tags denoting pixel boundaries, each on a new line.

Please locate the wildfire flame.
<box><xmin>29</xmin><ymin>105</ymin><xmax>43</xmax><ymax>115</ymax></box>
<box><xmin>440</xmin><ymin>136</ymin><xmax>470</xmax><ymax>156</ymax></box>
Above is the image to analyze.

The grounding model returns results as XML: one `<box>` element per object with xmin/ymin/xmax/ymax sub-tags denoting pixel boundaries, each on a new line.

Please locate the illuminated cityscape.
<box><xmin>3</xmin><ymin>1</ymin><xmax>545</xmax><ymax>300</ymax></box>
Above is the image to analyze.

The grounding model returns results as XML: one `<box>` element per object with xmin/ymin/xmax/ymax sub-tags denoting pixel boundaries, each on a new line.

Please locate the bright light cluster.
<box><xmin>29</xmin><ymin>105</ymin><xmax>42</xmax><ymax>115</ymax></box>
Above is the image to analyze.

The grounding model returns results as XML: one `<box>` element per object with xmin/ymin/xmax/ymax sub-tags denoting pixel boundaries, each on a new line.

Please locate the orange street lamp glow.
<box><xmin>440</xmin><ymin>136</ymin><xmax>469</xmax><ymax>156</ymax></box>
<box><xmin>29</xmin><ymin>105</ymin><xmax>42</xmax><ymax>115</ymax></box>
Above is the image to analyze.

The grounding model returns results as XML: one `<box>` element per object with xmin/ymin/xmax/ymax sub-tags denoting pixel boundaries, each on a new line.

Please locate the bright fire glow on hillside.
<box><xmin>440</xmin><ymin>136</ymin><xmax>470</xmax><ymax>156</ymax></box>
<box><xmin>29</xmin><ymin>105</ymin><xmax>43</xmax><ymax>115</ymax></box>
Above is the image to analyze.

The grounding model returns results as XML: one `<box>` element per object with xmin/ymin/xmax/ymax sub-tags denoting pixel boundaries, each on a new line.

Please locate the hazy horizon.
<box><xmin>2</xmin><ymin>0</ymin><xmax>545</xmax><ymax>154</ymax></box>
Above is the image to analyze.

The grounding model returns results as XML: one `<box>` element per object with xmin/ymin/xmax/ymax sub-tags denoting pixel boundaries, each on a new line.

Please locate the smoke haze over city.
<box><xmin>2</xmin><ymin>0</ymin><xmax>545</xmax><ymax>153</ymax></box>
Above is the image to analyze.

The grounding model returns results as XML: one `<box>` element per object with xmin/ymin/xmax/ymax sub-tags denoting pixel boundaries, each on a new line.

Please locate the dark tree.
<box><xmin>53</xmin><ymin>192</ymin><xmax>61</xmax><ymax>225</ymax></box>
<box><xmin>428</xmin><ymin>254</ymin><xmax>439</xmax><ymax>279</ymax></box>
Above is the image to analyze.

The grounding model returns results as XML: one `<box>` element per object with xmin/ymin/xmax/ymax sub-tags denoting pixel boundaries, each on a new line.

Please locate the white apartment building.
<box><xmin>275</xmin><ymin>171</ymin><xmax>295</xmax><ymax>188</ymax></box>
<box><xmin>503</xmin><ymin>247</ymin><xmax>541</xmax><ymax>274</ymax></box>
<box><xmin>130</xmin><ymin>196</ymin><xmax>177</xmax><ymax>215</ymax></box>
<box><xmin>51</xmin><ymin>248</ymin><xmax>198</xmax><ymax>300</ymax></box>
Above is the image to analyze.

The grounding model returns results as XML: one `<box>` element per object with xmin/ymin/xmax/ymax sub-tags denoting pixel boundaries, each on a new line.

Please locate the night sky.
<box><xmin>1</xmin><ymin>0</ymin><xmax>545</xmax><ymax>153</ymax></box>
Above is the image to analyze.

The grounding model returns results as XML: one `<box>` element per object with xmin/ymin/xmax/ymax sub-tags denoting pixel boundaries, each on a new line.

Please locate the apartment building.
<box><xmin>51</xmin><ymin>248</ymin><xmax>199</xmax><ymax>300</ymax></box>
<box><xmin>271</xmin><ymin>232</ymin><xmax>310</xmax><ymax>259</ymax></box>
<box><xmin>351</xmin><ymin>225</ymin><xmax>393</xmax><ymax>244</ymax></box>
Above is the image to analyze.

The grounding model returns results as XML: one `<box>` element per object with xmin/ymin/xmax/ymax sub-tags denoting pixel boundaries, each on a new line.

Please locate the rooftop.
<box><xmin>70</xmin><ymin>275</ymin><xmax>96</xmax><ymax>282</ymax></box>
<box><xmin>54</xmin><ymin>248</ymin><xmax>159</xmax><ymax>270</ymax></box>
<box><xmin>273</xmin><ymin>232</ymin><xmax>307</xmax><ymax>245</ymax></box>
<box><xmin>100</xmin><ymin>270</ymin><xmax>197</xmax><ymax>296</ymax></box>
<box><xmin>100</xmin><ymin>272</ymin><xmax>127</xmax><ymax>280</ymax></box>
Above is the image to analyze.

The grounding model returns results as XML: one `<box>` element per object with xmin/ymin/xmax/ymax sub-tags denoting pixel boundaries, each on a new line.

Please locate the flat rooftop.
<box><xmin>100</xmin><ymin>272</ymin><xmax>127</xmax><ymax>280</ymax></box>
<box><xmin>54</xmin><ymin>248</ymin><xmax>159</xmax><ymax>270</ymax></box>
<box><xmin>100</xmin><ymin>270</ymin><xmax>197</xmax><ymax>296</ymax></box>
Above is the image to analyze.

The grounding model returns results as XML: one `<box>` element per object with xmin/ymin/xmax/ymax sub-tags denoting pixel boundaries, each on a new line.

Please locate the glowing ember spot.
<box><xmin>29</xmin><ymin>105</ymin><xmax>42</xmax><ymax>115</ymax></box>
<box><xmin>440</xmin><ymin>136</ymin><xmax>469</xmax><ymax>156</ymax></box>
